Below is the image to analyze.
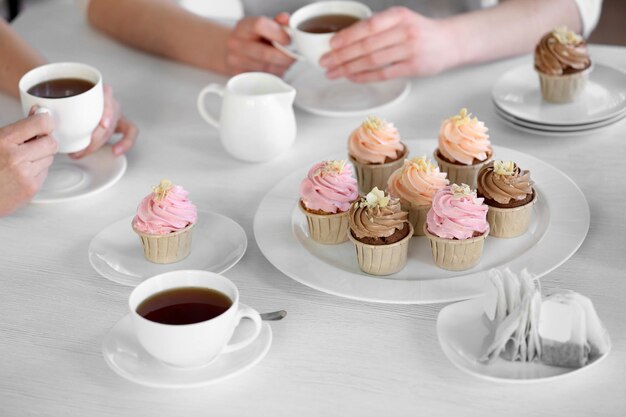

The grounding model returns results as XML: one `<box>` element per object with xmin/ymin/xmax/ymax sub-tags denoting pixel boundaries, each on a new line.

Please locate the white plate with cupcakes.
<box><xmin>254</xmin><ymin>112</ymin><xmax>589</xmax><ymax>304</ymax></box>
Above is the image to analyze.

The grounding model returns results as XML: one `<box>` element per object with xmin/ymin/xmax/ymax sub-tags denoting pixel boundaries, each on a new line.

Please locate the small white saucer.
<box><xmin>32</xmin><ymin>145</ymin><xmax>126</xmax><ymax>203</ymax></box>
<box><xmin>437</xmin><ymin>298</ymin><xmax>610</xmax><ymax>383</ymax></box>
<box><xmin>89</xmin><ymin>210</ymin><xmax>247</xmax><ymax>286</ymax></box>
<box><xmin>284</xmin><ymin>62</ymin><xmax>410</xmax><ymax>117</ymax></box>
<box><xmin>102</xmin><ymin>311</ymin><xmax>272</xmax><ymax>388</ymax></box>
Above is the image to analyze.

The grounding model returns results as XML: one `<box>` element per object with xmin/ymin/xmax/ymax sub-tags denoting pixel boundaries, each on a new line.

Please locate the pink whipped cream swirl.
<box><xmin>348</xmin><ymin>116</ymin><xmax>405</xmax><ymax>164</ymax></box>
<box><xmin>387</xmin><ymin>157</ymin><xmax>449</xmax><ymax>206</ymax></box>
<box><xmin>438</xmin><ymin>108</ymin><xmax>492</xmax><ymax>165</ymax></box>
<box><xmin>426</xmin><ymin>184</ymin><xmax>489</xmax><ymax>240</ymax></box>
<box><xmin>132</xmin><ymin>184</ymin><xmax>197</xmax><ymax>235</ymax></box>
<box><xmin>300</xmin><ymin>160</ymin><xmax>359</xmax><ymax>213</ymax></box>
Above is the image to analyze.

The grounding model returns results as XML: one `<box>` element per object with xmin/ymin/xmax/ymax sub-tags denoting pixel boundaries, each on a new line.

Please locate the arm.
<box><xmin>86</xmin><ymin>0</ymin><xmax>294</xmax><ymax>76</ymax></box>
<box><xmin>0</xmin><ymin>19</ymin><xmax>46</xmax><ymax>97</ymax></box>
<box><xmin>321</xmin><ymin>0</ymin><xmax>591</xmax><ymax>82</ymax></box>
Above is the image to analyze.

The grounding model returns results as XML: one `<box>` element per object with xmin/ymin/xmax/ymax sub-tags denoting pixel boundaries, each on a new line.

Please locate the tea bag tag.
<box><xmin>539</xmin><ymin>300</ymin><xmax>574</xmax><ymax>342</ymax></box>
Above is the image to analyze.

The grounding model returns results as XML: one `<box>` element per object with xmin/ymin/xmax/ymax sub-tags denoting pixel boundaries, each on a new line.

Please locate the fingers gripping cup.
<box><xmin>19</xmin><ymin>62</ymin><xmax>104</xmax><ymax>153</ymax></box>
<box><xmin>129</xmin><ymin>270</ymin><xmax>263</xmax><ymax>368</ymax></box>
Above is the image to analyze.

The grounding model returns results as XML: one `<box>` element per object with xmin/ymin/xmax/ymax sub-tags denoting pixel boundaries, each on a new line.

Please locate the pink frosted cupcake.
<box><xmin>387</xmin><ymin>155</ymin><xmax>449</xmax><ymax>236</ymax></box>
<box><xmin>434</xmin><ymin>108</ymin><xmax>492</xmax><ymax>190</ymax></box>
<box><xmin>424</xmin><ymin>184</ymin><xmax>489</xmax><ymax>271</ymax></box>
<box><xmin>132</xmin><ymin>179</ymin><xmax>197</xmax><ymax>264</ymax></box>
<box><xmin>299</xmin><ymin>160</ymin><xmax>358</xmax><ymax>244</ymax></box>
<box><xmin>348</xmin><ymin>116</ymin><xmax>408</xmax><ymax>193</ymax></box>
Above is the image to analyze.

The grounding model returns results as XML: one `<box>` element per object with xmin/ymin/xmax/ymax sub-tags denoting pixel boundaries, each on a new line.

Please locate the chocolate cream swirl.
<box><xmin>477</xmin><ymin>162</ymin><xmax>533</xmax><ymax>206</ymax></box>
<box><xmin>534</xmin><ymin>31</ymin><xmax>590</xmax><ymax>75</ymax></box>
<box><xmin>349</xmin><ymin>196</ymin><xmax>408</xmax><ymax>239</ymax></box>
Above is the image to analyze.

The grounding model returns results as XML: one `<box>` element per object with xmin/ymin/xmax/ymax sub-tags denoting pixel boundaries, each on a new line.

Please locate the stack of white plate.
<box><xmin>492</xmin><ymin>63</ymin><xmax>626</xmax><ymax>136</ymax></box>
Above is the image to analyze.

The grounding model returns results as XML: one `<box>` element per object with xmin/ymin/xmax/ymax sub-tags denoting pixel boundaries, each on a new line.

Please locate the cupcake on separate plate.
<box><xmin>299</xmin><ymin>160</ymin><xmax>359</xmax><ymax>244</ymax></box>
<box><xmin>434</xmin><ymin>108</ymin><xmax>492</xmax><ymax>190</ymax></box>
<box><xmin>387</xmin><ymin>155</ymin><xmax>449</xmax><ymax>236</ymax></box>
<box><xmin>132</xmin><ymin>179</ymin><xmax>197</xmax><ymax>264</ymax></box>
<box><xmin>534</xmin><ymin>26</ymin><xmax>592</xmax><ymax>103</ymax></box>
<box><xmin>348</xmin><ymin>187</ymin><xmax>412</xmax><ymax>276</ymax></box>
<box><xmin>424</xmin><ymin>184</ymin><xmax>489</xmax><ymax>271</ymax></box>
<box><xmin>477</xmin><ymin>160</ymin><xmax>537</xmax><ymax>238</ymax></box>
<box><xmin>348</xmin><ymin>116</ymin><xmax>408</xmax><ymax>194</ymax></box>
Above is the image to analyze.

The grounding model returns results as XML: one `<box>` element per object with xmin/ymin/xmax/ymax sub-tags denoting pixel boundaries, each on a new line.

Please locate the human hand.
<box><xmin>319</xmin><ymin>7</ymin><xmax>456</xmax><ymax>82</ymax></box>
<box><xmin>225</xmin><ymin>13</ymin><xmax>295</xmax><ymax>76</ymax></box>
<box><xmin>69</xmin><ymin>84</ymin><xmax>138</xmax><ymax>159</ymax></box>
<box><xmin>0</xmin><ymin>113</ymin><xmax>57</xmax><ymax>216</ymax></box>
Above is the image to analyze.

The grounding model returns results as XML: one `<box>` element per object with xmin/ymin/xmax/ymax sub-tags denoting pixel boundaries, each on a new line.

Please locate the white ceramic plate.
<box><xmin>437</xmin><ymin>298</ymin><xmax>610</xmax><ymax>382</ymax></box>
<box><xmin>254</xmin><ymin>140</ymin><xmax>589</xmax><ymax>304</ymax></box>
<box><xmin>284</xmin><ymin>62</ymin><xmax>410</xmax><ymax>117</ymax></box>
<box><xmin>102</xmin><ymin>311</ymin><xmax>272</xmax><ymax>388</ymax></box>
<box><xmin>492</xmin><ymin>63</ymin><xmax>626</xmax><ymax>126</ymax></box>
<box><xmin>89</xmin><ymin>211</ymin><xmax>247</xmax><ymax>286</ymax></box>
<box><xmin>32</xmin><ymin>145</ymin><xmax>126</xmax><ymax>203</ymax></box>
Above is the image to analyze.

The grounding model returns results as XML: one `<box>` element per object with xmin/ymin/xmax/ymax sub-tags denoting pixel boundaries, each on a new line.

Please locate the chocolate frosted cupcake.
<box><xmin>477</xmin><ymin>161</ymin><xmax>537</xmax><ymax>238</ymax></box>
<box><xmin>348</xmin><ymin>116</ymin><xmax>408</xmax><ymax>194</ymax></box>
<box><xmin>348</xmin><ymin>187</ymin><xmax>412</xmax><ymax>275</ymax></box>
<box><xmin>434</xmin><ymin>108</ymin><xmax>492</xmax><ymax>190</ymax></box>
<box><xmin>534</xmin><ymin>26</ymin><xmax>592</xmax><ymax>103</ymax></box>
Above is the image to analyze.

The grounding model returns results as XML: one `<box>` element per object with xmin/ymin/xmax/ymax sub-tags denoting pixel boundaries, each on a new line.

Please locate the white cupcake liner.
<box><xmin>536</xmin><ymin>65</ymin><xmax>592</xmax><ymax>104</ymax></box>
<box><xmin>403</xmin><ymin>202</ymin><xmax>429</xmax><ymax>237</ymax></box>
<box><xmin>133</xmin><ymin>223</ymin><xmax>194</xmax><ymax>264</ymax></box>
<box><xmin>348</xmin><ymin>223</ymin><xmax>413</xmax><ymax>276</ymax></box>
<box><xmin>299</xmin><ymin>201</ymin><xmax>350</xmax><ymax>244</ymax></box>
<box><xmin>350</xmin><ymin>145</ymin><xmax>408</xmax><ymax>194</ymax></box>
<box><xmin>433</xmin><ymin>150</ymin><xmax>491</xmax><ymax>191</ymax></box>
<box><xmin>487</xmin><ymin>192</ymin><xmax>537</xmax><ymax>238</ymax></box>
<box><xmin>423</xmin><ymin>224</ymin><xmax>488</xmax><ymax>271</ymax></box>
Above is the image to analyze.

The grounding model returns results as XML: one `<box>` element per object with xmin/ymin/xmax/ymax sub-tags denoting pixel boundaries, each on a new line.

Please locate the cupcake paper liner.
<box><xmin>348</xmin><ymin>223</ymin><xmax>413</xmax><ymax>276</ymax></box>
<box><xmin>403</xmin><ymin>202</ymin><xmax>429</xmax><ymax>237</ymax></box>
<box><xmin>487</xmin><ymin>192</ymin><xmax>537</xmax><ymax>238</ymax></box>
<box><xmin>350</xmin><ymin>145</ymin><xmax>408</xmax><ymax>194</ymax></box>
<box><xmin>133</xmin><ymin>223</ymin><xmax>194</xmax><ymax>264</ymax></box>
<box><xmin>433</xmin><ymin>151</ymin><xmax>491</xmax><ymax>191</ymax></box>
<box><xmin>299</xmin><ymin>202</ymin><xmax>350</xmax><ymax>244</ymax></box>
<box><xmin>423</xmin><ymin>224</ymin><xmax>488</xmax><ymax>271</ymax></box>
<box><xmin>536</xmin><ymin>66</ymin><xmax>592</xmax><ymax>104</ymax></box>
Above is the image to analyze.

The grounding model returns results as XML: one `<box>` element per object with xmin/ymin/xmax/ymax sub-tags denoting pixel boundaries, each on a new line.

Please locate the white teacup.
<box><xmin>274</xmin><ymin>1</ymin><xmax>372</xmax><ymax>68</ymax></box>
<box><xmin>19</xmin><ymin>62</ymin><xmax>104</xmax><ymax>154</ymax></box>
<box><xmin>129</xmin><ymin>270</ymin><xmax>262</xmax><ymax>368</ymax></box>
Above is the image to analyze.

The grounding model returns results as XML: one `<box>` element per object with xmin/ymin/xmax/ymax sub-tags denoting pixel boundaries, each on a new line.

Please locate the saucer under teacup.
<box><xmin>102</xmin><ymin>311</ymin><xmax>272</xmax><ymax>388</ymax></box>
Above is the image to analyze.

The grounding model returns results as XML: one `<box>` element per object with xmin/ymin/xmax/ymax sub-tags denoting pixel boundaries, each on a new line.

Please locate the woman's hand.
<box><xmin>319</xmin><ymin>7</ymin><xmax>457</xmax><ymax>83</ymax></box>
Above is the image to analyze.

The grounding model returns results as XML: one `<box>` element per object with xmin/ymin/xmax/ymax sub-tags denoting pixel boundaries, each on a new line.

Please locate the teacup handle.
<box><xmin>197</xmin><ymin>84</ymin><xmax>224</xmax><ymax>129</ymax></box>
<box><xmin>271</xmin><ymin>26</ymin><xmax>304</xmax><ymax>61</ymax></box>
<box><xmin>221</xmin><ymin>304</ymin><xmax>262</xmax><ymax>354</ymax></box>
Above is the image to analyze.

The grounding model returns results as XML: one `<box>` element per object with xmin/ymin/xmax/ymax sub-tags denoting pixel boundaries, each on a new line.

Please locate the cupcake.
<box><xmin>477</xmin><ymin>160</ymin><xmax>537</xmax><ymax>238</ymax></box>
<box><xmin>348</xmin><ymin>116</ymin><xmax>408</xmax><ymax>194</ymax></box>
<box><xmin>534</xmin><ymin>26</ymin><xmax>592</xmax><ymax>103</ymax></box>
<box><xmin>424</xmin><ymin>184</ymin><xmax>489</xmax><ymax>271</ymax></box>
<box><xmin>299</xmin><ymin>160</ymin><xmax>359</xmax><ymax>244</ymax></box>
<box><xmin>348</xmin><ymin>187</ymin><xmax>412</xmax><ymax>275</ymax></box>
<box><xmin>387</xmin><ymin>155</ymin><xmax>449</xmax><ymax>236</ymax></box>
<box><xmin>132</xmin><ymin>179</ymin><xmax>197</xmax><ymax>264</ymax></box>
<box><xmin>434</xmin><ymin>108</ymin><xmax>492</xmax><ymax>190</ymax></box>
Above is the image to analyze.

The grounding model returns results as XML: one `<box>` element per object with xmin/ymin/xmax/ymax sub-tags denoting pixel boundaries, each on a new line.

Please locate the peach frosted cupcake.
<box><xmin>434</xmin><ymin>108</ymin><xmax>492</xmax><ymax>190</ymax></box>
<box><xmin>424</xmin><ymin>184</ymin><xmax>489</xmax><ymax>271</ymax></box>
<box><xmin>477</xmin><ymin>160</ymin><xmax>537</xmax><ymax>238</ymax></box>
<box><xmin>387</xmin><ymin>155</ymin><xmax>449</xmax><ymax>236</ymax></box>
<box><xmin>534</xmin><ymin>26</ymin><xmax>591</xmax><ymax>103</ymax></box>
<box><xmin>132</xmin><ymin>179</ymin><xmax>197</xmax><ymax>264</ymax></box>
<box><xmin>299</xmin><ymin>160</ymin><xmax>359</xmax><ymax>244</ymax></box>
<box><xmin>348</xmin><ymin>187</ymin><xmax>412</xmax><ymax>276</ymax></box>
<box><xmin>348</xmin><ymin>116</ymin><xmax>408</xmax><ymax>194</ymax></box>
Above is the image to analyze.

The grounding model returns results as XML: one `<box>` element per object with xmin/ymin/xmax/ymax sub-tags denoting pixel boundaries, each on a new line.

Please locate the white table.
<box><xmin>1</xmin><ymin>1</ymin><xmax>625</xmax><ymax>416</ymax></box>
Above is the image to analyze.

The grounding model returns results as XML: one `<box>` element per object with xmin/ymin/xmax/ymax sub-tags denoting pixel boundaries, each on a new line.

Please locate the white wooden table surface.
<box><xmin>1</xmin><ymin>1</ymin><xmax>625</xmax><ymax>416</ymax></box>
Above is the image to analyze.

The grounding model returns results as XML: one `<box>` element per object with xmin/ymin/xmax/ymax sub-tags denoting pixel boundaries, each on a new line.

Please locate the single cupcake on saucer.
<box><xmin>477</xmin><ymin>160</ymin><xmax>537</xmax><ymax>238</ymax></box>
<box><xmin>434</xmin><ymin>108</ymin><xmax>492</xmax><ymax>190</ymax></box>
<box><xmin>348</xmin><ymin>187</ymin><xmax>412</xmax><ymax>275</ymax></box>
<box><xmin>348</xmin><ymin>116</ymin><xmax>408</xmax><ymax>194</ymax></box>
<box><xmin>424</xmin><ymin>184</ymin><xmax>489</xmax><ymax>271</ymax></box>
<box><xmin>534</xmin><ymin>26</ymin><xmax>592</xmax><ymax>103</ymax></box>
<box><xmin>387</xmin><ymin>155</ymin><xmax>449</xmax><ymax>236</ymax></box>
<box><xmin>132</xmin><ymin>179</ymin><xmax>197</xmax><ymax>264</ymax></box>
<box><xmin>299</xmin><ymin>160</ymin><xmax>359</xmax><ymax>244</ymax></box>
